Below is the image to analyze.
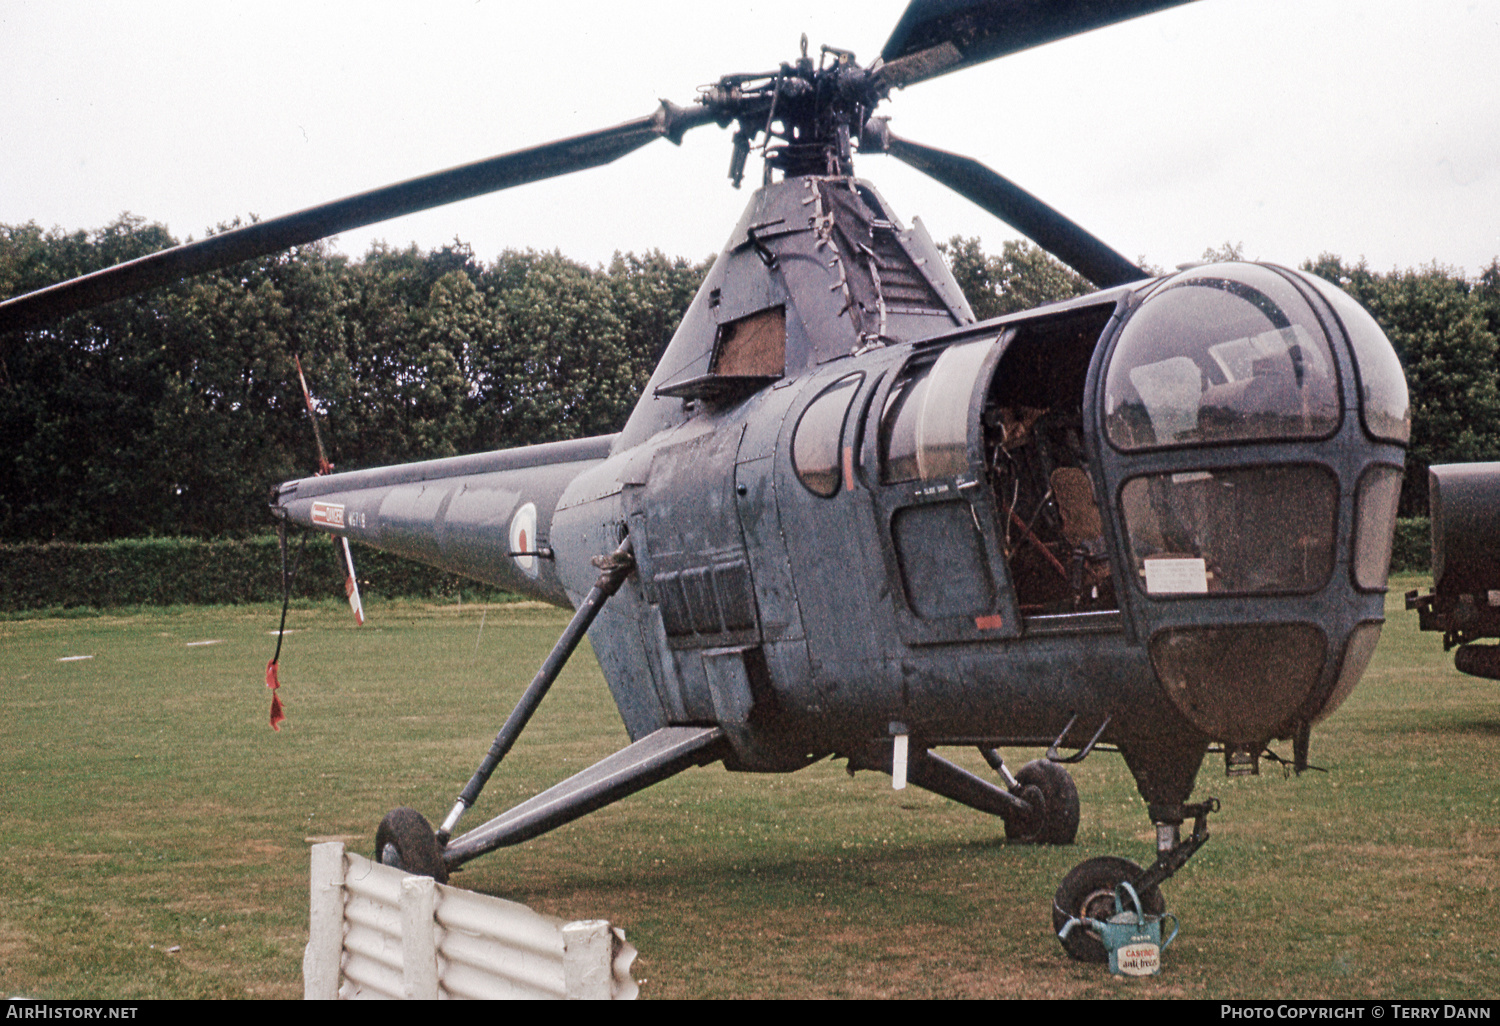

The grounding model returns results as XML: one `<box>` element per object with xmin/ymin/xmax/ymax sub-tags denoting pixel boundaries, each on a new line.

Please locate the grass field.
<box><xmin>2</xmin><ymin>576</ymin><xmax>1497</xmax><ymax>999</ymax></box>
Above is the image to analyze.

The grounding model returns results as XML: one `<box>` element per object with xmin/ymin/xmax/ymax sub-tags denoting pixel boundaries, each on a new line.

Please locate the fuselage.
<box><xmin>274</xmin><ymin>175</ymin><xmax>1409</xmax><ymax>781</ymax></box>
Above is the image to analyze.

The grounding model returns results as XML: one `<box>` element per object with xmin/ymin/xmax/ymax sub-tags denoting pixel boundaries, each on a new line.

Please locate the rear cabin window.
<box><xmin>792</xmin><ymin>373</ymin><xmax>863</xmax><ymax>497</ymax></box>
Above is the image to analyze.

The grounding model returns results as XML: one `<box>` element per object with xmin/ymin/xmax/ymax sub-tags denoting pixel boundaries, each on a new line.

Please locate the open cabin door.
<box><xmin>864</xmin><ymin>334</ymin><xmax>1024</xmax><ymax>644</ymax></box>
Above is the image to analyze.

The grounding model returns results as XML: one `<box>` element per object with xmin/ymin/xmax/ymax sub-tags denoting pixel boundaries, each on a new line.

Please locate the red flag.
<box><xmin>265</xmin><ymin>659</ymin><xmax>286</xmax><ymax>731</ymax></box>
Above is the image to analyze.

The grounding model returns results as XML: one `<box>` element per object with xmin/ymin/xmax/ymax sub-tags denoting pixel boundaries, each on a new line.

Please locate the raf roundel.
<box><xmin>509</xmin><ymin>502</ymin><xmax>538</xmax><ymax>577</ymax></box>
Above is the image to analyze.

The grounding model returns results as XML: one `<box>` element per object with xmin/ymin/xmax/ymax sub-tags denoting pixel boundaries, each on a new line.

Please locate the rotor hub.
<box><xmin>697</xmin><ymin>42</ymin><xmax>886</xmax><ymax>185</ymax></box>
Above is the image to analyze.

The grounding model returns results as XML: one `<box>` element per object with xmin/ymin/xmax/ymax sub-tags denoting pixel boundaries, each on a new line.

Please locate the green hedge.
<box><xmin>0</xmin><ymin>535</ymin><xmax>517</xmax><ymax>612</ymax></box>
<box><xmin>1390</xmin><ymin>516</ymin><xmax>1430</xmax><ymax>575</ymax></box>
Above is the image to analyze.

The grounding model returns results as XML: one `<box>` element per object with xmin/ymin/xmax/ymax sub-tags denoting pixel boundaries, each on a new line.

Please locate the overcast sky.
<box><xmin>3</xmin><ymin>0</ymin><xmax>1498</xmax><ymax>285</ymax></box>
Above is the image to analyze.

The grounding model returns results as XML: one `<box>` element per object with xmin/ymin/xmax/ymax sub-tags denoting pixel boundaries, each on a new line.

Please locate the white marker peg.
<box><xmin>891</xmin><ymin>730</ymin><xmax>909</xmax><ymax>790</ymax></box>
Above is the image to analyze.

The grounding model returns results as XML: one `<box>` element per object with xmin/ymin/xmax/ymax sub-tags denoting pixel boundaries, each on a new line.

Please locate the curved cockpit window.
<box><xmin>1302</xmin><ymin>273</ymin><xmax>1411</xmax><ymax>443</ymax></box>
<box><xmin>1121</xmin><ymin>464</ymin><xmax>1338</xmax><ymax>595</ymax></box>
<box><xmin>1105</xmin><ymin>265</ymin><xmax>1341</xmax><ymax>451</ymax></box>
<box><xmin>792</xmin><ymin>373</ymin><xmax>863</xmax><ymax>497</ymax></box>
<box><xmin>1352</xmin><ymin>463</ymin><xmax>1403</xmax><ymax>590</ymax></box>
<box><xmin>879</xmin><ymin>338</ymin><xmax>995</xmax><ymax>483</ymax></box>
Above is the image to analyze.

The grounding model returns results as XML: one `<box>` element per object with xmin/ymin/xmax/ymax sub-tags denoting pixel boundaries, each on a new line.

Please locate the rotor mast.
<box><xmin>697</xmin><ymin>36</ymin><xmax>887</xmax><ymax>186</ymax></box>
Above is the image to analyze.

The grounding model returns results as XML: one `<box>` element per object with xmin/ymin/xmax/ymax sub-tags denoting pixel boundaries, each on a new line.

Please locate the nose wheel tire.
<box><xmin>1052</xmin><ymin>856</ymin><xmax>1163</xmax><ymax>963</ymax></box>
<box><xmin>375</xmin><ymin>806</ymin><xmax>449</xmax><ymax>884</ymax></box>
<box><xmin>1005</xmin><ymin>759</ymin><xmax>1080</xmax><ymax>845</ymax></box>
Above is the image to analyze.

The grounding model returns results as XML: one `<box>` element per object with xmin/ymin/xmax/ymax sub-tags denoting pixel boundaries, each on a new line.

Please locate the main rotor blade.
<box><xmin>0</xmin><ymin>103</ymin><xmax>714</xmax><ymax>334</ymax></box>
<box><xmin>883</xmin><ymin>132</ymin><xmax>1146</xmax><ymax>288</ymax></box>
<box><xmin>878</xmin><ymin>0</ymin><xmax>1197</xmax><ymax>88</ymax></box>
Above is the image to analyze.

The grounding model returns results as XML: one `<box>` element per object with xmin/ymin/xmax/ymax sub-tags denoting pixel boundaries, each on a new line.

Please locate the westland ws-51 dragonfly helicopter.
<box><xmin>0</xmin><ymin>0</ymin><xmax>1413</xmax><ymax>962</ymax></box>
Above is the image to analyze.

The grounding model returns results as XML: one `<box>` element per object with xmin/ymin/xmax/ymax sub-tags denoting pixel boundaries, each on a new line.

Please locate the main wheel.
<box><xmin>1456</xmin><ymin>643</ymin><xmax>1500</xmax><ymax>680</ymax></box>
<box><xmin>1005</xmin><ymin>759</ymin><xmax>1080</xmax><ymax>845</ymax></box>
<box><xmin>375</xmin><ymin>806</ymin><xmax>449</xmax><ymax>883</ymax></box>
<box><xmin>1052</xmin><ymin>856</ymin><xmax>1163</xmax><ymax>964</ymax></box>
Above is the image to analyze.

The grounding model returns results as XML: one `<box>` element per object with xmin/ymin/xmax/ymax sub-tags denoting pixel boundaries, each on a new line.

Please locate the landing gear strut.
<box><xmin>373</xmin><ymin>536</ymin><xmax>730</xmax><ymax>879</ymax></box>
<box><xmin>847</xmin><ymin>744</ymin><xmax>1080</xmax><ymax>845</ymax></box>
<box><xmin>1052</xmin><ymin>798</ymin><xmax>1217</xmax><ymax>963</ymax></box>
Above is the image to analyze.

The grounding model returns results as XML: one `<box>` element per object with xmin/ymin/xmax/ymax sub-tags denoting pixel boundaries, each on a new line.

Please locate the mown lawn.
<box><xmin>1</xmin><ymin>577</ymin><xmax>1495</xmax><ymax>998</ymax></box>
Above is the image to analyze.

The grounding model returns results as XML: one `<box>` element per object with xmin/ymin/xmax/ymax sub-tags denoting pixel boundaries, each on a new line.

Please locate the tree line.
<box><xmin>0</xmin><ymin>216</ymin><xmax>708</xmax><ymax>541</ymax></box>
<box><xmin>1</xmin><ymin>216</ymin><xmax>1496</xmax><ymax>542</ymax></box>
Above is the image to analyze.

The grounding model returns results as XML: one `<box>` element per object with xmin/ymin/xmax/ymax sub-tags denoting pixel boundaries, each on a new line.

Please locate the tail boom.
<box><xmin>272</xmin><ymin>435</ymin><xmax>617</xmax><ymax>606</ymax></box>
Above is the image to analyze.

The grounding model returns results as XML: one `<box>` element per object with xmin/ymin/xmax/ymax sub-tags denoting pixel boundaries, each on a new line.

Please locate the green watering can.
<box><xmin>1057</xmin><ymin>881</ymin><xmax>1180</xmax><ymax>976</ymax></box>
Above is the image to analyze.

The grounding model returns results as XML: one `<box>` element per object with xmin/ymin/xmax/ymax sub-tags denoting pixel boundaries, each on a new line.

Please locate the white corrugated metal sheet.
<box><xmin>304</xmin><ymin>842</ymin><xmax>637</xmax><ymax>1000</ymax></box>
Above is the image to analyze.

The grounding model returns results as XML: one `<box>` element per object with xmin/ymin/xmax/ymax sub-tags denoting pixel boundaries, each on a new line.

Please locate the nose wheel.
<box><xmin>375</xmin><ymin>806</ymin><xmax>449</xmax><ymax>883</ymax></box>
<box><xmin>1052</xmin><ymin>798</ymin><xmax>1217</xmax><ymax>962</ymax></box>
<box><xmin>1051</xmin><ymin>856</ymin><xmax>1163</xmax><ymax>963</ymax></box>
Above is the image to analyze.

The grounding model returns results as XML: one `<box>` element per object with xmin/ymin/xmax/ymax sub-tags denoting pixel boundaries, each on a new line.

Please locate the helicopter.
<box><xmin>0</xmin><ymin>0</ymin><xmax>1414</xmax><ymax>964</ymax></box>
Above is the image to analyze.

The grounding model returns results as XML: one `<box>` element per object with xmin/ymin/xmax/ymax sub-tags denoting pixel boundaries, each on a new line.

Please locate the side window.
<box><xmin>878</xmin><ymin>338</ymin><xmax>995</xmax><ymax>484</ymax></box>
<box><xmin>792</xmin><ymin>373</ymin><xmax>863</xmax><ymax>497</ymax></box>
<box><xmin>879</xmin><ymin>362</ymin><xmax>932</xmax><ymax>484</ymax></box>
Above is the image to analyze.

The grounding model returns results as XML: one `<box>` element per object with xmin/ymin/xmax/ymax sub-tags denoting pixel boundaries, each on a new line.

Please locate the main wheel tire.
<box><xmin>1456</xmin><ymin>643</ymin><xmax>1500</xmax><ymax>680</ymax></box>
<box><xmin>375</xmin><ymin>806</ymin><xmax>449</xmax><ymax>883</ymax></box>
<box><xmin>1052</xmin><ymin>856</ymin><xmax>1163</xmax><ymax>964</ymax></box>
<box><xmin>1005</xmin><ymin>759</ymin><xmax>1080</xmax><ymax>845</ymax></box>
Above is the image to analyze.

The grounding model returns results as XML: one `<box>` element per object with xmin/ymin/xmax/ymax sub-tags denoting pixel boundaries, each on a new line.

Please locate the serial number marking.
<box><xmin>311</xmin><ymin>503</ymin><xmax>365</xmax><ymax>529</ymax></box>
<box><xmin>311</xmin><ymin>501</ymin><xmax>345</xmax><ymax>528</ymax></box>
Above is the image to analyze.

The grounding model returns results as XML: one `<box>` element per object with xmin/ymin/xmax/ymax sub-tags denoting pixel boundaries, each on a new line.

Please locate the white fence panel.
<box><xmin>304</xmin><ymin>841</ymin><xmax>638</xmax><ymax>1000</ymax></box>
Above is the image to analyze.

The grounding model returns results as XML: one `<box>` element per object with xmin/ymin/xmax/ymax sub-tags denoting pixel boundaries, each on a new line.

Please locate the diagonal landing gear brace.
<box><xmin>373</xmin><ymin>535</ymin><xmax>731</xmax><ymax>881</ymax></box>
<box><xmin>847</xmin><ymin>741</ymin><xmax>1080</xmax><ymax>846</ymax></box>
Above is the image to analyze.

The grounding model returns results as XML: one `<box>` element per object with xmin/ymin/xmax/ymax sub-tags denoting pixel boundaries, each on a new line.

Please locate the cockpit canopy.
<box><xmin>1103</xmin><ymin>263</ymin><xmax>1409</xmax><ymax>451</ymax></box>
<box><xmin>1096</xmin><ymin>262</ymin><xmax>1409</xmax><ymax>746</ymax></box>
<box><xmin>1105</xmin><ymin>264</ymin><xmax>1341</xmax><ymax>451</ymax></box>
